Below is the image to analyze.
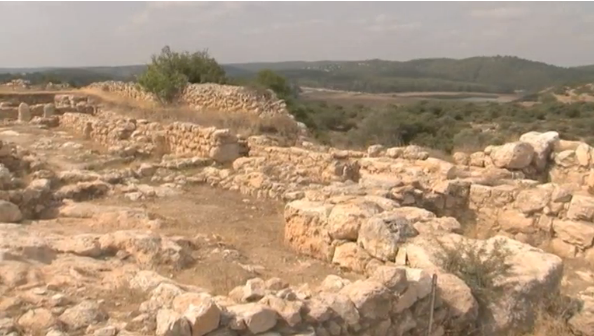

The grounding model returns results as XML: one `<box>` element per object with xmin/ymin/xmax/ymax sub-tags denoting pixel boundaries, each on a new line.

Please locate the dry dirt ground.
<box><xmin>92</xmin><ymin>187</ymin><xmax>361</xmax><ymax>296</ymax></box>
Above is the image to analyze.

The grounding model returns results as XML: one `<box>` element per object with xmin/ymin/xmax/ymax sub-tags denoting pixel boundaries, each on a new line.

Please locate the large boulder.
<box><xmin>404</xmin><ymin>234</ymin><xmax>563</xmax><ymax>335</ymax></box>
<box><xmin>489</xmin><ymin>142</ymin><xmax>535</xmax><ymax>170</ymax></box>
<box><xmin>357</xmin><ymin>209</ymin><xmax>420</xmax><ymax>262</ymax></box>
<box><xmin>327</xmin><ymin>200</ymin><xmax>382</xmax><ymax>240</ymax></box>
<box><xmin>519</xmin><ymin>131</ymin><xmax>559</xmax><ymax>171</ymax></box>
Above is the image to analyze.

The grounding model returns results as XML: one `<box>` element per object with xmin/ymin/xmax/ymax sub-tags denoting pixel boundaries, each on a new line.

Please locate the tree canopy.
<box><xmin>137</xmin><ymin>46</ymin><xmax>227</xmax><ymax>102</ymax></box>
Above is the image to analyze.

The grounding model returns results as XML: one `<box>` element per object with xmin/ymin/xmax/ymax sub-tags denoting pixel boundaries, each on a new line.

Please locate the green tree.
<box><xmin>137</xmin><ymin>46</ymin><xmax>227</xmax><ymax>103</ymax></box>
<box><xmin>254</xmin><ymin>69</ymin><xmax>294</xmax><ymax>100</ymax></box>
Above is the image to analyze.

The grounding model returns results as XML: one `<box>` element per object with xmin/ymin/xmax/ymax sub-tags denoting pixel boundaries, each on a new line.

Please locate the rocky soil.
<box><xmin>2</xmin><ymin>91</ymin><xmax>594</xmax><ymax>336</ymax></box>
<box><xmin>0</xmin><ymin>116</ymin><xmax>364</xmax><ymax>336</ymax></box>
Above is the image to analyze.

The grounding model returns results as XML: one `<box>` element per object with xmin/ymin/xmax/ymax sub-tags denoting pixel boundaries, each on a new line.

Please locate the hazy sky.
<box><xmin>1</xmin><ymin>1</ymin><xmax>594</xmax><ymax>68</ymax></box>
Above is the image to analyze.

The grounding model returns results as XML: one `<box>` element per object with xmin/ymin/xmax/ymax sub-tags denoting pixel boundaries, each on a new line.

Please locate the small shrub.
<box><xmin>434</xmin><ymin>237</ymin><xmax>513</xmax><ymax>307</ymax></box>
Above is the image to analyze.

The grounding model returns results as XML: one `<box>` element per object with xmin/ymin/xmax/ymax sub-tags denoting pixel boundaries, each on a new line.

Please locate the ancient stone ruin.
<box><xmin>0</xmin><ymin>86</ymin><xmax>593</xmax><ymax>336</ymax></box>
<box><xmin>87</xmin><ymin>81</ymin><xmax>292</xmax><ymax>119</ymax></box>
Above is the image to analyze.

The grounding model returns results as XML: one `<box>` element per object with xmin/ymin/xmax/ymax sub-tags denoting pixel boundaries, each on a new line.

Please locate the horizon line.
<box><xmin>0</xmin><ymin>55</ymin><xmax>590</xmax><ymax>71</ymax></box>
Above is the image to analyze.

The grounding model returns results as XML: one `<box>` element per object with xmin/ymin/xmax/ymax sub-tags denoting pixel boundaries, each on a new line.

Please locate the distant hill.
<box><xmin>228</xmin><ymin>56</ymin><xmax>594</xmax><ymax>94</ymax></box>
<box><xmin>3</xmin><ymin>55</ymin><xmax>594</xmax><ymax>93</ymax></box>
<box><xmin>573</xmin><ymin>64</ymin><xmax>594</xmax><ymax>72</ymax></box>
<box><xmin>0</xmin><ymin>64</ymin><xmax>254</xmax><ymax>87</ymax></box>
<box><xmin>0</xmin><ymin>68</ymin><xmax>119</xmax><ymax>87</ymax></box>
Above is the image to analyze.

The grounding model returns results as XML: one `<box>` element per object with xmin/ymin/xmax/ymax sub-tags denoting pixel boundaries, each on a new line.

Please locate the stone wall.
<box><xmin>283</xmin><ymin>197</ymin><xmax>562</xmax><ymax>335</ymax></box>
<box><xmin>137</xmin><ymin>266</ymin><xmax>474</xmax><ymax>336</ymax></box>
<box><xmin>445</xmin><ymin>131</ymin><xmax>594</xmax><ymax>264</ymax></box>
<box><xmin>468</xmin><ymin>180</ymin><xmax>594</xmax><ymax>261</ymax></box>
<box><xmin>87</xmin><ymin>81</ymin><xmax>292</xmax><ymax>118</ymax></box>
<box><xmin>453</xmin><ymin>130</ymin><xmax>594</xmax><ymax>186</ymax></box>
<box><xmin>60</xmin><ymin>112</ymin><xmax>242</xmax><ymax>164</ymax></box>
<box><xmin>0</xmin><ymin>94</ymin><xmax>96</xmax><ymax>120</ymax></box>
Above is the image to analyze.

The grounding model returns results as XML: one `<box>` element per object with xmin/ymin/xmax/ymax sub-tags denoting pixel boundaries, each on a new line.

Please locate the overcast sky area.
<box><xmin>1</xmin><ymin>1</ymin><xmax>594</xmax><ymax>68</ymax></box>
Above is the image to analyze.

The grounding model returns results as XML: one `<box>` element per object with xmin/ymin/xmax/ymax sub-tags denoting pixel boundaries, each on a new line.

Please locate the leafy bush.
<box><xmin>137</xmin><ymin>46</ymin><xmax>227</xmax><ymax>103</ymax></box>
<box><xmin>289</xmin><ymin>96</ymin><xmax>594</xmax><ymax>152</ymax></box>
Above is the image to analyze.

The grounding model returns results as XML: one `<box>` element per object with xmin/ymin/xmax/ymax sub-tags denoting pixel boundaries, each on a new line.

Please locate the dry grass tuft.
<box><xmin>519</xmin><ymin>291</ymin><xmax>578</xmax><ymax>336</ymax></box>
<box><xmin>81</xmin><ymin>88</ymin><xmax>302</xmax><ymax>142</ymax></box>
<box><xmin>77</xmin><ymin>87</ymin><xmax>159</xmax><ymax>109</ymax></box>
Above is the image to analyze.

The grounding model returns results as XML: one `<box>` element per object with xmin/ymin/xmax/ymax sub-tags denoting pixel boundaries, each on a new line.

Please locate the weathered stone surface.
<box><xmin>0</xmin><ymin>200</ymin><xmax>22</xmax><ymax>223</ymax></box>
<box><xmin>332</xmin><ymin>242</ymin><xmax>372</xmax><ymax>273</ymax></box>
<box><xmin>327</xmin><ymin>201</ymin><xmax>381</xmax><ymax>240</ymax></box>
<box><xmin>226</xmin><ymin>303</ymin><xmax>277</xmax><ymax>334</ymax></box>
<box><xmin>519</xmin><ymin>131</ymin><xmax>559</xmax><ymax>170</ymax></box>
<box><xmin>549</xmin><ymin>238</ymin><xmax>577</xmax><ymax>258</ymax></box>
<box><xmin>43</xmin><ymin>103</ymin><xmax>55</xmax><ymax>118</ymax></box>
<box><xmin>576</xmin><ymin>143</ymin><xmax>592</xmax><ymax>167</ymax></box>
<box><xmin>284</xmin><ymin>200</ymin><xmax>334</xmax><ymax>261</ymax></box>
<box><xmin>567</xmin><ymin>195</ymin><xmax>594</xmax><ymax>221</ymax></box>
<box><xmin>156</xmin><ymin>309</ymin><xmax>192</xmax><ymax>336</ymax></box>
<box><xmin>18</xmin><ymin>308</ymin><xmax>59</xmax><ymax>331</ymax></box>
<box><xmin>552</xmin><ymin>219</ymin><xmax>594</xmax><ymax>249</ymax></box>
<box><xmin>498</xmin><ymin>209</ymin><xmax>535</xmax><ymax>234</ymax></box>
<box><xmin>490</xmin><ymin>142</ymin><xmax>534</xmax><ymax>169</ymax></box>
<box><xmin>358</xmin><ymin>210</ymin><xmax>419</xmax><ymax>262</ymax></box>
<box><xmin>59</xmin><ymin>300</ymin><xmax>108</xmax><ymax>330</ymax></box>
<box><xmin>319</xmin><ymin>275</ymin><xmax>352</xmax><ymax>293</ymax></box>
<box><xmin>18</xmin><ymin>102</ymin><xmax>31</xmax><ymax>121</ymax></box>
<box><xmin>368</xmin><ymin>266</ymin><xmax>408</xmax><ymax>293</ymax></box>
<box><xmin>183</xmin><ymin>296</ymin><xmax>221</xmax><ymax>336</ymax></box>
<box><xmin>259</xmin><ymin>295</ymin><xmax>303</xmax><ymax>327</ymax></box>
<box><xmin>315</xmin><ymin>292</ymin><xmax>360</xmax><ymax>326</ymax></box>
<box><xmin>357</xmin><ymin>216</ymin><xmax>398</xmax><ymax>261</ymax></box>
<box><xmin>435</xmin><ymin>273</ymin><xmax>479</xmax><ymax>325</ymax></box>
<box><xmin>340</xmin><ymin>280</ymin><xmax>392</xmax><ymax>320</ymax></box>
<box><xmin>514</xmin><ymin>187</ymin><xmax>552</xmax><ymax>214</ymax></box>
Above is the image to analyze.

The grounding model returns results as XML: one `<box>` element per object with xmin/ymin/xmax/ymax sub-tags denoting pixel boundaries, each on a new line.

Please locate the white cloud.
<box><xmin>116</xmin><ymin>1</ymin><xmax>252</xmax><ymax>37</ymax></box>
<box><xmin>374</xmin><ymin>14</ymin><xmax>389</xmax><ymax>23</ymax></box>
<box><xmin>360</xmin><ymin>14</ymin><xmax>421</xmax><ymax>33</ymax></box>
<box><xmin>271</xmin><ymin>19</ymin><xmax>329</xmax><ymax>31</ymax></box>
<box><xmin>469</xmin><ymin>6</ymin><xmax>528</xmax><ymax>20</ymax></box>
<box><xmin>366</xmin><ymin>22</ymin><xmax>421</xmax><ymax>33</ymax></box>
<box><xmin>128</xmin><ymin>1</ymin><xmax>248</xmax><ymax>29</ymax></box>
<box><xmin>147</xmin><ymin>1</ymin><xmax>197</xmax><ymax>10</ymax></box>
<box><xmin>3</xmin><ymin>2</ymin><xmax>594</xmax><ymax>67</ymax></box>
